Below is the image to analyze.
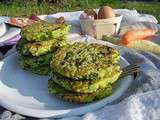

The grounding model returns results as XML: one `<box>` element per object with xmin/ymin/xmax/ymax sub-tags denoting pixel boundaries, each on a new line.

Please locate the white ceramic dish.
<box><xmin>0</xmin><ymin>52</ymin><xmax>133</xmax><ymax>118</ymax></box>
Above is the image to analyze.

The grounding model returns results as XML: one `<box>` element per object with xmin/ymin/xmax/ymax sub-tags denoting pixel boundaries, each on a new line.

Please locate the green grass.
<box><xmin>0</xmin><ymin>1</ymin><xmax>160</xmax><ymax>22</ymax></box>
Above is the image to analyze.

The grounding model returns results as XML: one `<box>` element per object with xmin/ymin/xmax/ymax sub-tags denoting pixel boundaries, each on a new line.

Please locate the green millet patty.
<box><xmin>51</xmin><ymin>43</ymin><xmax>120</xmax><ymax>80</ymax></box>
<box><xmin>19</xmin><ymin>53</ymin><xmax>53</xmax><ymax>75</ymax></box>
<box><xmin>48</xmin><ymin>80</ymin><xmax>112</xmax><ymax>103</ymax></box>
<box><xmin>22</xmin><ymin>65</ymin><xmax>51</xmax><ymax>75</ymax></box>
<box><xmin>21</xmin><ymin>22</ymin><xmax>70</xmax><ymax>42</ymax></box>
<box><xmin>51</xmin><ymin>65</ymin><xmax>121</xmax><ymax>93</ymax></box>
<box><xmin>16</xmin><ymin>38</ymin><xmax>28</xmax><ymax>55</ymax></box>
<box><xmin>17</xmin><ymin>23</ymin><xmax>70</xmax><ymax>75</ymax></box>
<box><xmin>16</xmin><ymin>38</ymin><xmax>67</xmax><ymax>56</ymax></box>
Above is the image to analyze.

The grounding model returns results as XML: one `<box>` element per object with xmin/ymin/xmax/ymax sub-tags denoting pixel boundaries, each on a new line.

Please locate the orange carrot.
<box><xmin>120</xmin><ymin>29</ymin><xmax>156</xmax><ymax>45</ymax></box>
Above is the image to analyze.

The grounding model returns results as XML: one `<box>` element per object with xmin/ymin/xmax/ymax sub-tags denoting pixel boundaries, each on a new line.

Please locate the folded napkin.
<box><xmin>0</xmin><ymin>35</ymin><xmax>21</xmax><ymax>47</ymax></box>
<box><xmin>0</xmin><ymin>23</ymin><xmax>21</xmax><ymax>47</ymax></box>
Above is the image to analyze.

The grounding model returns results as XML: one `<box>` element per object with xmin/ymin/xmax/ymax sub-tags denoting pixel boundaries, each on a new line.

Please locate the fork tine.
<box><xmin>121</xmin><ymin>69</ymin><xmax>138</xmax><ymax>76</ymax></box>
<box><xmin>122</xmin><ymin>66</ymin><xmax>139</xmax><ymax>73</ymax></box>
<box><xmin>122</xmin><ymin>64</ymin><xmax>139</xmax><ymax>72</ymax></box>
<box><xmin>120</xmin><ymin>70</ymin><xmax>138</xmax><ymax>77</ymax></box>
<box><xmin>119</xmin><ymin>64</ymin><xmax>140</xmax><ymax>78</ymax></box>
<box><xmin>121</xmin><ymin>69</ymin><xmax>139</xmax><ymax>75</ymax></box>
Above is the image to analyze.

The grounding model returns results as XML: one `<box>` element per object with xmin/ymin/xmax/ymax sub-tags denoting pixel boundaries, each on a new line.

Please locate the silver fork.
<box><xmin>119</xmin><ymin>63</ymin><xmax>140</xmax><ymax>78</ymax></box>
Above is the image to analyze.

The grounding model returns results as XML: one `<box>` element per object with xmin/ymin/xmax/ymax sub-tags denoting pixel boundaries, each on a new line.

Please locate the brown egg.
<box><xmin>98</xmin><ymin>6</ymin><xmax>115</xmax><ymax>19</ymax></box>
<box><xmin>84</xmin><ymin>9</ymin><xmax>97</xmax><ymax>19</ymax></box>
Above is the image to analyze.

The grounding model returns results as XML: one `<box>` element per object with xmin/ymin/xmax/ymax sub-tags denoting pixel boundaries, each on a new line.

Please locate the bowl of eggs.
<box><xmin>79</xmin><ymin>6</ymin><xmax>123</xmax><ymax>39</ymax></box>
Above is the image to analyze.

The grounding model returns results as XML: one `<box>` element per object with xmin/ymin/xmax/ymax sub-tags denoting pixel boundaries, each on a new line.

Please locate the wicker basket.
<box><xmin>80</xmin><ymin>15</ymin><xmax>123</xmax><ymax>39</ymax></box>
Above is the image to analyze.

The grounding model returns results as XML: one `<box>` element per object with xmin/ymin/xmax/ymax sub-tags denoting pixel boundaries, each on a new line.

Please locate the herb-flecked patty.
<box><xmin>22</xmin><ymin>65</ymin><xmax>51</xmax><ymax>75</ymax></box>
<box><xmin>48</xmin><ymin>80</ymin><xmax>112</xmax><ymax>103</ymax></box>
<box><xmin>51</xmin><ymin>64</ymin><xmax>121</xmax><ymax>93</ymax></box>
<box><xmin>50</xmin><ymin>43</ymin><xmax>120</xmax><ymax>80</ymax></box>
<box><xmin>21</xmin><ymin>22</ymin><xmax>70</xmax><ymax>42</ymax></box>
<box><xmin>19</xmin><ymin>53</ymin><xmax>53</xmax><ymax>75</ymax></box>
<box><xmin>16</xmin><ymin>38</ymin><xmax>67</xmax><ymax>56</ymax></box>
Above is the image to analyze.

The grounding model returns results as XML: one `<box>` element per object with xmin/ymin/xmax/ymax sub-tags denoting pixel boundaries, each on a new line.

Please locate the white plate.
<box><xmin>0</xmin><ymin>53</ymin><xmax>133</xmax><ymax>118</ymax></box>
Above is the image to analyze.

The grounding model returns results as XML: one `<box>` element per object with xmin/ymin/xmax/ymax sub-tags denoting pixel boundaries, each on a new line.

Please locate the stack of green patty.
<box><xmin>16</xmin><ymin>22</ymin><xmax>70</xmax><ymax>75</ymax></box>
<box><xmin>48</xmin><ymin>43</ymin><xmax>122</xmax><ymax>103</ymax></box>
